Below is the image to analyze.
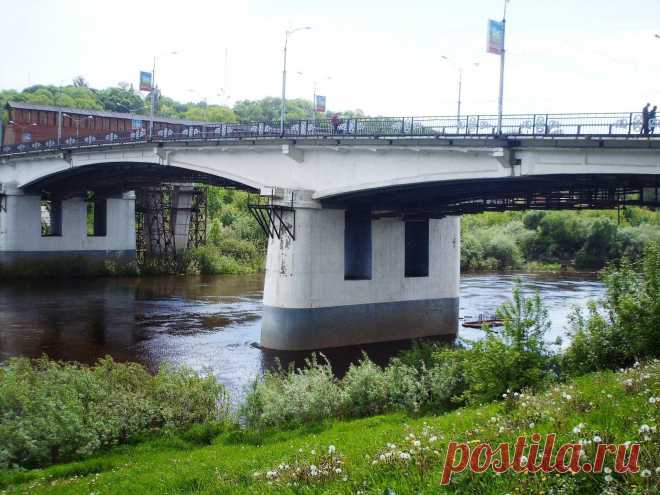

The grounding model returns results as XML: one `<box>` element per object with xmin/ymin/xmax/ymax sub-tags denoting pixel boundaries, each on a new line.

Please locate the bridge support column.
<box><xmin>0</xmin><ymin>184</ymin><xmax>135</xmax><ymax>269</ymax></box>
<box><xmin>261</xmin><ymin>191</ymin><xmax>460</xmax><ymax>350</ymax></box>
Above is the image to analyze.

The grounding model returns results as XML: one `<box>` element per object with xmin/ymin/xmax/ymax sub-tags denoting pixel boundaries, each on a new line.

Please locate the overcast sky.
<box><xmin>1</xmin><ymin>0</ymin><xmax>659</xmax><ymax>116</ymax></box>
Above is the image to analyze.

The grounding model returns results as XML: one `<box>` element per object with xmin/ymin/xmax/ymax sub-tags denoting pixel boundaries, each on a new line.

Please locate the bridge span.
<box><xmin>1</xmin><ymin>110</ymin><xmax>659</xmax><ymax>350</ymax></box>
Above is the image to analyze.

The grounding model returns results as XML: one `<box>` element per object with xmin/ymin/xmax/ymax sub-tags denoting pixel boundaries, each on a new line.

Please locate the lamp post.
<box><xmin>440</xmin><ymin>56</ymin><xmax>479</xmax><ymax>130</ymax></box>
<box><xmin>149</xmin><ymin>51</ymin><xmax>179</xmax><ymax>140</ymax></box>
<box><xmin>62</xmin><ymin>114</ymin><xmax>93</xmax><ymax>140</ymax></box>
<box><xmin>280</xmin><ymin>26</ymin><xmax>311</xmax><ymax>134</ymax></box>
<box><xmin>7</xmin><ymin>121</ymin><xmax>38</xmax><ymax>144</ymax></box>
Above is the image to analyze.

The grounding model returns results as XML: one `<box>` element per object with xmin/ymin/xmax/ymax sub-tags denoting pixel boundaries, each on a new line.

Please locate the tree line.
<box><xmin>0</xmin><ymin>77</ymin><xmax>365</xmax><ymax>125</ymax></box>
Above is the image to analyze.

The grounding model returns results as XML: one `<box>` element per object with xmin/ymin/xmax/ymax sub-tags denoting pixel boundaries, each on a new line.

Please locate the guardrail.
<box><xmin>1</xmin><ymin>112</ymin><xmax>656</xmax><ymax>156</ymax></box>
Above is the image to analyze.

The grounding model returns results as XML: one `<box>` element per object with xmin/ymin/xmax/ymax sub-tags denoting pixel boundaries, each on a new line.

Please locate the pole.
<box><xmin>497</xmin><ymin>1</ymin><xmax>508</xmax><ymax>135</ymax></box>
<box><xmin>280</xmin><ymin>31</ymin><xmax>288</xmax><ymax>135</ymax></box>
<box><xmin>457</xmin><ymin>68</ymin><xmax>463</xmax><ymax>130</ymax></box>
<box><xmin>312</xmin><ymin>82</ymin><xmax>316</xmax><ymax>128</ymax></box>
<box><xmin>150</xmin><ymin>56</ymin><xmax>156</xmax><ymax>140</ymax></box>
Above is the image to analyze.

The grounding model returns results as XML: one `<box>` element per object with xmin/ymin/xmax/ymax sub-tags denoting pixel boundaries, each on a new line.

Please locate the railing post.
<box><xmin>628</xmin><ymin>113</ymin><xmax>633</xmax><ymax>135</ymax></box>
<box><xmin>401</xmin><ymin>117</ymin><xmax>405</xmax><ymax>135</ymax></box>
<box><xmin>475</xmin><ymin>116</ymin><xmax>480</xmax><ymax>135</ymax></box>
<box><xmin>532</xmin><ymin>114</ymin><xmax>537</xmax><ymax>134</ymax></box>
<box><xmin>410</xmin><ymin>117</ymin><xmax>414</xmax><ymax>135</ymax></box>
<box><xmin>577</xmin><ymin>124</ymin><xmax>581</xmax><ymax>135</ymax></box>
<box><xmin>544</xmin><ymin>114</ymin><xmax>549</xmax><ymax>134</ymax></box>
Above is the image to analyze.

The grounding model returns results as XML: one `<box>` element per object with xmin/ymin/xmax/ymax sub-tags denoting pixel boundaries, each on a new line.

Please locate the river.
<box><xmin>0</xmin><ymin>273</ymin><xmax>604</xmax><ymax>402</ymax></box>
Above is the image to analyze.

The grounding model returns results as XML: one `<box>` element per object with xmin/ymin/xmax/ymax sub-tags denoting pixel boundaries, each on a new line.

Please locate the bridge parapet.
<box><xmin>1</xmin><ymin>111</ymin><xmax>657</xmax><ymax>157</ymax></box>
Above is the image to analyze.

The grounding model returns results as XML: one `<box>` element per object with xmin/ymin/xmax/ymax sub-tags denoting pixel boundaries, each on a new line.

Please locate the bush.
<box><xmin>563</xmin><ymin>242</ymin><xmax>660</xmax><ymax>376</ymax></box>
<box><xmin>240</xmin><ymin>355</ymin><xmax>344</xmax><ymax>428</ymax></box>
<box><xmin>0</xmin><ymin>357</ymin><xmax>228</xmax><ymax>469</ymax></box>
<box><xmin>341</xmin><ymin>357</ymin><xmax>388</xmax><ymax>416</ymax></box>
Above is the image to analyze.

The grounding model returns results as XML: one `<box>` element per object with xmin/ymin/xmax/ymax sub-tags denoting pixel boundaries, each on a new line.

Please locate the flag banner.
<box><xmin>315</xmin><ymin>95</ymin><xmax>326</xmax><ymax>113</ymax></box>
<box><xmin>487</xmin><ymin>19</ymin><xmax>504</xmax><ymax>55</ymax></box>
<box><xmin>139</xmin><ymin>71</ymin><xmax>153</xmax><ymax>91</ymax></box>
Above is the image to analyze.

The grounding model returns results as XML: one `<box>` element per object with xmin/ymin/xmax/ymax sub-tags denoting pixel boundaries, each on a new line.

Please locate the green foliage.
<box><xmin>562</xmin><ymin>242</ymin><xmax>660</xmax><ymax>375</ymax></box>
<box><xmin>0</xmin><ymin>357</ymin><xmax>228</xmax><ymax>469</ymax></box>
<box><xmin>462</xmin><ymin>208</ymin><xmax>659</xmax><ymax>271</ymax></box>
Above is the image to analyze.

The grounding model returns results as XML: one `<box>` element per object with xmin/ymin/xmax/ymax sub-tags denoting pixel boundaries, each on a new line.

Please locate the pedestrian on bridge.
<box><xmin>649</xmin><ymin>105</ymin><xmax>657</xmax><ymax>134</ymax></box>
<box><xmin>641</xmin><ymin>103</ymin><xmax>651</xmax><ymax>135</ymax></box>
<box><xmin>331</xmin><ymin>113</ymin><xmax>342</xmax><ymax>134</ymax></box>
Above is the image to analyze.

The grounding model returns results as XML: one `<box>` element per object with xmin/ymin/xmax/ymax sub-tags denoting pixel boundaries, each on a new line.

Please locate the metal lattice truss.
<box><xmin>135</xmin><ymin>184</ymin><xmax>208</xmax><ymax>268</ymax></box>
<box><xmin>248</xmin><ymin>193</ymin><xmax>296</xmax><ymax>241</ymax></box>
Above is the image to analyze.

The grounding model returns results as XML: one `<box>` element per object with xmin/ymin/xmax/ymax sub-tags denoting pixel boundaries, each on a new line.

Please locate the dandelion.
<box><xmin>593</xmin><ymin>435</ymin><xmax>602</xmax><ymax>443</ymax></box>
<box><xmin>399</xmin><ymin>452</ymin><xmax>411</xmax><ymax>461</ymax></box>
<box><xmin>413</xmin><ymin>440</ymin><xmax>421</xmax><ymax>447</ymax></box>
<box><xmin>604</xmin><ymin>467</ymin><xmax>612</xmax><ymax>474</ymax></box>
<box><xmin>639</xmin><ymin>424</ymin><xmax>651</xmax><ymax>434</ymax></box>
<box><xmin>529</xmin><ymin>422</ymin><xmax>535</xmax><ymax>429</ymax></box>
<box><xmin>429</xmin><ymin>436</ymin><xmax>438</xmax><ymax>443</ymax></box>
<box><xmin>334</xmin><ymin>468</ymin><xmax>342</xmax><ymax>474</ymax></box>
<box><xmin>328</xmin><ymin>445</ymin><xmax>336</xmax><ymax>455</ymax></box>
<box><xmin>605</xmin><ymin>475</ymin><xmax>613</xmax><ymax>483</ymax></box>
<box><xmin>649</xmin><ymin>397</ymin><xmax>657</xmax><ymax>404</ymax></box>
<box><xmin>640</xmin><ymin>469</ymin><xmax>651</xmax><ymax>478</ymax></box>
<box><xmin>309</xmin><ymin>465</ymin><xmax>318</xmax><ymax>477</ymax></box>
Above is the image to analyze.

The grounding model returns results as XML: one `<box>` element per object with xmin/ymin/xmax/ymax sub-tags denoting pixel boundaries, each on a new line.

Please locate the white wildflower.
<box><xmin>328</xmin><ymin>445</ymin><xmax>336</xmax><ymax>455</ymax></box>
<box><xmin>640</xmin><ymin>469</ymin><xmax>651</xmax><ymax>478</ymax></box>
<box><xmin>639</xmin><ymin>424</ymin><xmax>651</xmax><ymax>434</ymax></box>
<box><xmin>593</xmin><ymin>435</ymin><xmax>602</xmax><ymax>443</ymax></box>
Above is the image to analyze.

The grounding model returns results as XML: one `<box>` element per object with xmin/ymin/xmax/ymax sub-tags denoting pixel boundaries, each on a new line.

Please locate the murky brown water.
<box><xmin>0</xmin><ymin>273</ymin><xmax>603</xmax><ymax>402</ymax></box>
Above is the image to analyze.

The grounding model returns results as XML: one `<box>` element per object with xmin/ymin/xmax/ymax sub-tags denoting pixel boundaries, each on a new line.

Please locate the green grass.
<box><xmin>1</xmin><ymin>362</ymin><xmax>657</xmax><ymax>494</ymax></box>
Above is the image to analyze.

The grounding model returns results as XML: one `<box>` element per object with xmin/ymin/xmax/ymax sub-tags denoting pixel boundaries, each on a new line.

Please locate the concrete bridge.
<box><xmin>1</xmin><ymin>111</ymin><xmax>659</xmax><ymax>350</ymax></box>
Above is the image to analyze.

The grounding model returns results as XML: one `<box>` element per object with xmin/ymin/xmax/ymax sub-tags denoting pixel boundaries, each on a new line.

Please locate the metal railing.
<box><xmin>1</xmin><ymin>112</ymin><xmax>656</xmax><ymax>156</ymax></box>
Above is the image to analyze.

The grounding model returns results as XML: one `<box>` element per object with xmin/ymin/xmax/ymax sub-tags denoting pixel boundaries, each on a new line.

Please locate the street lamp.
<box><xmin>7</xmin><ymin>121</ymin><xmax>38</xmax><ymax>144</ymax></box>
<box><xmin>440</xmin><ymin>56</ymin><xmax>479</xmax><ymax>129</ymax></box>
<box><xmin>62</xmin><ymin>114</ymin><xmax>93</xmax><ymax>139</ymax></box>
<box><xmin>149</xmin><ymin>50</ymin><xmax>179</xmax><ymax>139</ymax></box>
<box><xmin>280</xmin><ymin>26</ymin><xmax>311</xmax><ymax>134</ymax></box>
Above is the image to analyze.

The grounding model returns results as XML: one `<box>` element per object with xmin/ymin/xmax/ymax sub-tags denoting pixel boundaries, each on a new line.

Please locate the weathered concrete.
<box><xmin>261</xmin><ymin>195</ymin><xmax>460</xmax><ymax>350</ymax></box>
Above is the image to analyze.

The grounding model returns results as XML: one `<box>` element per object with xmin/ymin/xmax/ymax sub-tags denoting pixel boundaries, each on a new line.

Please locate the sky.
<box><xmin>1</xmin><ymin>0</ymin><xmax>659</xmax><ymax>117</ymax></box>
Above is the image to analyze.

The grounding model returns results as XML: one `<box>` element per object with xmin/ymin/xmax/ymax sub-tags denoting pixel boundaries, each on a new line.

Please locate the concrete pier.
<box><xmin>0</xmin><ymin>185</ymin><xmax>135</xmax><ymax>266</ymax></box>
<box><xmin>261</xmin><ymin>193</ymin><xmax>460</xmax><ymax>350</ymax></box>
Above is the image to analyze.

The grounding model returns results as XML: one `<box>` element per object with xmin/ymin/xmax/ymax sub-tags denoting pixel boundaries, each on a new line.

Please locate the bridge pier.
<box><xmin>261</xmin><ymin>191</ymin><xmax>460</xmax><ymax>350</ymax></box>
<box><xmin>0</xmin><ymin>184</ymin><xmax>136</xmax><ymax>269</ymax></box>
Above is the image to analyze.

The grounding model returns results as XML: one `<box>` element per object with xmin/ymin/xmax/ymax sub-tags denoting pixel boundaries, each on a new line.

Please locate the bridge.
<box><xmin>1</xmin><ymin>109</ymin><xmax>659</xmax><ymax>350</ymax></box>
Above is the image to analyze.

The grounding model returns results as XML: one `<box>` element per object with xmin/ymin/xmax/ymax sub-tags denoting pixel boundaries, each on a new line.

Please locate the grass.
<box><xmin>1</xmin><ymin>362</ymin><xmax>657</xmax><ymax>494</ymax></box>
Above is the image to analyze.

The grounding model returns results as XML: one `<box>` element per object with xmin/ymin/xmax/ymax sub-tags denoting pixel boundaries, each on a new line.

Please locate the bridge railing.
<box><xmin>0</xmin><ymin>112</ymin><xmax>653</xmax><ymax>156</ymax></box>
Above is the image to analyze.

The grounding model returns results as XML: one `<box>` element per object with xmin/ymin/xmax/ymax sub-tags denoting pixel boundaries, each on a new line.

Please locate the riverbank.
<box><xmin>1</xmin><ymin>361</ymin><xmax>657</xmax><ymax>495</ymax></box>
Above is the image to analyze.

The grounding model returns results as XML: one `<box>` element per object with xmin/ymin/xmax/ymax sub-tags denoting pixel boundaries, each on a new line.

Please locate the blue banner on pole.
<box><xmin>487</xmin><ymin>19</ymin><xmax>504</xmax><ymax>55</ymax></box>
<box><xmin>315</xmin><ymin>95</ymin><xmax>326</xmax><ymax>113</ymax></box>
<box><xmin>139</xmin><ymin>71</ymin><xmax>152</xmax><ymax>91</ymax></box>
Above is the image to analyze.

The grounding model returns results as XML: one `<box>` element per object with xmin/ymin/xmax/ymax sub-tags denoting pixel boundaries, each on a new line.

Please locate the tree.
<box><xmin>97</xmin><ymin>87</ymin><xmax>145</xmax><ymax>114</ymax></box>
<box><xmin>72</xmin><ymin>76</ymin><xmax>88</xmax><ymax>88</ymax></box>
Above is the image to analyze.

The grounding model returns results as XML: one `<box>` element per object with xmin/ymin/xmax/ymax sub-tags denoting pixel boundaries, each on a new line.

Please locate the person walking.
<box><xmin>331</xmin><ymin>113</ymin><xmax>341</xmax><ymax>134</ymax></box>
<box><xmin>649</xmin><ymin>105</ymin><xmax>657</xmax><ymax>134</ymax></box>
<box><xmin>641</xmin><ymin>103</ymin><xmax>651</xmax><ymax>135</ymax></box>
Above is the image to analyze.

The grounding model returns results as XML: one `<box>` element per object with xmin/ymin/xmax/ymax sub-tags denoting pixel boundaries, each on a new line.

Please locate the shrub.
<box><xmin>0</xmin><ymin>357</ymin><xmax>228</xmax><ymax>469</ymax></box>
<box><xmin>383</xmin><ymin>360</ymin><xmax>428</xmax><ymax>413</ymax></box>
<box><xmin>563</xmin><ymin>242</ymin><xmax>660</xmax><ymax>375</ymax></box>
<box><xmin>341</xmin><ymin>357</ymin><xmax>388</xmax><ymax>416</ymax></box>
<box><xmin>240</xmin><ymin>355</ymin><xmax>344</xmax><ymax>428</ymax></box>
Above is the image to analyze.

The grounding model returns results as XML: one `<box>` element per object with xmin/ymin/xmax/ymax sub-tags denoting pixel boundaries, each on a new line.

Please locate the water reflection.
<box><xmin>0</xmin><ymin>272</ymin><xmax>603</xmax><ymax>402</ymax></box>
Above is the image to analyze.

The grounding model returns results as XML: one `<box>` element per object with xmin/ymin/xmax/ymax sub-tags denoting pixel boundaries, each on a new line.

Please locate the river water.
<box><xmin>0</xmin><ymin>273</ymin><xmax>604</xmax><ymax>402</ymax></box>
